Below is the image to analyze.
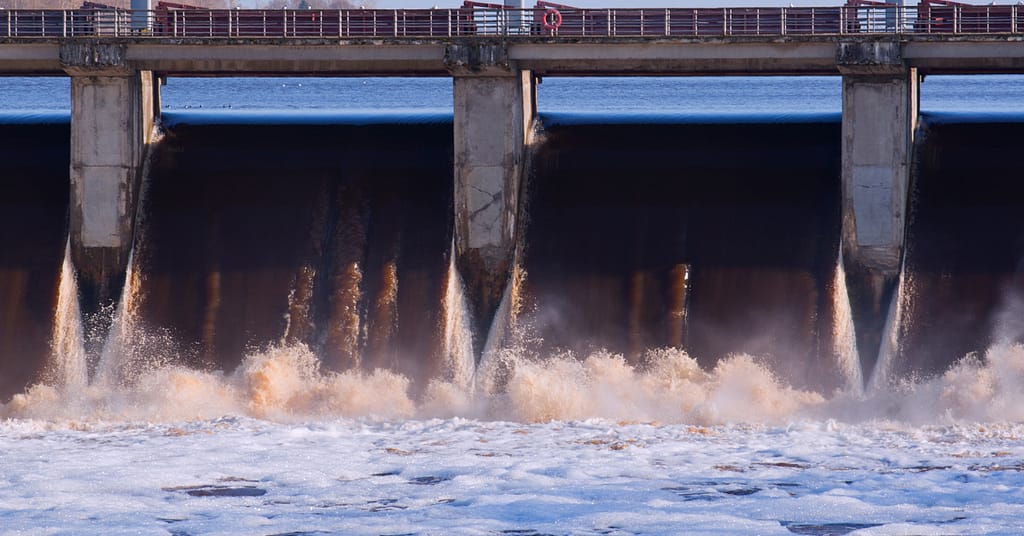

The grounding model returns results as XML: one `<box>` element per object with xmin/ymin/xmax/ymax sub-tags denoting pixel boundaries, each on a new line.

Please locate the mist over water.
<box><xmin>3</xmin><ymin>77</ymin><xmax>1024</xmax><ymax>426</ymax></box>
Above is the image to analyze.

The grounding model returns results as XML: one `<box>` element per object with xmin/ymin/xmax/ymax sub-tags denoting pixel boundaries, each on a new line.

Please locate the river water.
<box><xmin>1</xmin><ymin>75</ymin><xmax>1023</xmax><ymax>534</ymax></box>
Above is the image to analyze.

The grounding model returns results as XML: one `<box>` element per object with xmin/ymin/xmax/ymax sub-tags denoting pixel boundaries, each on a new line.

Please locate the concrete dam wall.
<box><xmin>1</xmin><ymin>112</ymin><xmax>1022</xmax><ymax>401</ymax></box>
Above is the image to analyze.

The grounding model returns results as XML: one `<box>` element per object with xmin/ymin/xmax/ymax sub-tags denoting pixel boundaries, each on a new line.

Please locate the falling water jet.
<box><xmin>320</xmin><ymin>183</ymin><xmax>367</xmax><ymax>373</ymax></box>
<box><xmin>282</xmin><ymin>178</ymin><xmax>333</xmax><ymax>349</ymax></box>
<box><xmin>46</xmin><ymin>239</ymin><xmax>88</xmax><ymax>392</ymax></box>
<box><xmin>440</xmin><ymin>242</ymin><xmax>476</xmax><ymax>391</ymax></box>
<box><xmin>364</xmin><ymin>259</ymin><xmax>399</xmax><ymax>371</ymax></box>
<box><xmin>668</xmin><ymin>263</ymin><xmax>690</xmax><ymax>349</ymax></box>
<box><xmin>831</xmin><ymin>252</ymin><xmax>863</xmax><ymax>395</ymax></box>
<box><xmin>867</xmin><ymin>263</ymin><xmax>909</xmax><ymax>393</ymax></box>
<box><xmin>473</xmin><ymin>272</ymin><xmax>516</xmax><ymax>393</ymax></box>
<box><xmin>282</xmin><ymin>265</ymin><xmax>316</xmax><ymax>347</ymax></box>
<box><xmin>92</xmin><ymin>248</ymin><xmax>140</xmax><ymax>388</ymax></box>
<box><xmin>91</xmin><ymin>127</ymin><xmax>164</xmax><ymax>388</ymax></box>
<box><xmin>841</xmin><ymin>250</ymin><xmax>900</xmax><ymax>392</ymax></box>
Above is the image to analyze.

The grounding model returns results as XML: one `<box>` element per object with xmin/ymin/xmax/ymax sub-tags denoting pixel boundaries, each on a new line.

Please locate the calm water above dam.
<box><xmin>4</xmin><ymin>73</ymin><xmax>1024</xmax><ymax>113</ymax></box>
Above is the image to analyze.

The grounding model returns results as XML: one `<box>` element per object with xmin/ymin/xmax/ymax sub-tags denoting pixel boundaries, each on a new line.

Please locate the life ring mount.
<box><xmin>542</xmin><ymin>8</ymin><xmax>562</xmax><ymax>31</ymax></box>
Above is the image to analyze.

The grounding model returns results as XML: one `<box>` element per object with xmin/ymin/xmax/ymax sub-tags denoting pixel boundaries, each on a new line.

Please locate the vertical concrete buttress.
<box><xmin>837</xmin><ymin>41</ymin><xmax>919</xmax><ymax>379</ymax></box>
<box><xmin>62</xmin><ymin>42</ymin><xmax>158</xmax><ymax>313</ymax></box>
<box><xmin>446</xmin><ymin>42</ymin><xmax>536</xmax><ymax>358</ymax></box>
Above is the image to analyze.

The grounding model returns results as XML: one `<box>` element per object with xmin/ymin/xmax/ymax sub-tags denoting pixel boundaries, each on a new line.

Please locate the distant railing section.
<box><xmin>0</xmin><ymin>5</ymin><xmax>1022</xmax><ymax>39</ymax></box>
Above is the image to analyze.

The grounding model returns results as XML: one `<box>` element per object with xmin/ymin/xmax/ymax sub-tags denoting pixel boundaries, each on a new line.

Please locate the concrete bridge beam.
<box><xmin>63</xmin><ymin>42</ymin><xmax>158</xmax><ymax>315</ymax></box>
<box><xmin>448</xmin><ymin>43</ymin><xmax>536</xmax><ymax>358</ymax></box>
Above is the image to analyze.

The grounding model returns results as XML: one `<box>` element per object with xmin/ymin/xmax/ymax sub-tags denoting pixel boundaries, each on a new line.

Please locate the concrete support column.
<box><xmin>447</xmin><ymin>42</ymin><xmax>536</xmax><ymax>357</ymax></box>
<box><xmin>837</xmin><ymin>41</ymin><xmax>919</xmax><ymax>380</ymax></box>
<box><xmin>840</xmin><ymin>46</ymin><xmax>918</xmax><ymax>273</ymax></box>
<box><xmin>62</xmin><ymin>42</ymin><xmax>158</xmax><ymax>314</ymax></box>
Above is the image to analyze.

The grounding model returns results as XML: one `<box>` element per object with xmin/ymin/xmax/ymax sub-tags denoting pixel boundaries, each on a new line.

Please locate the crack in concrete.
<box><xmin>468</xmin><ymin>189</ymin><xmax>502</xmax><ymax>220</ymax></box>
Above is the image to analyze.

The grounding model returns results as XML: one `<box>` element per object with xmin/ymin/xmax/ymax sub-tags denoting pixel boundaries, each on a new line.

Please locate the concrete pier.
<box><xmin>447</xmin><ymin>43</ymin><xmax>536</xmax><ymax>357</ymax></box>
<box><xmin>838</xmin><ymin>41</ymin><xmax>919</xmax><ymax>379</ymax></box>
<box><xmin>63</xmin><ymin>43</ymin><xmax>158</xmax><ymax>314</ymax></box>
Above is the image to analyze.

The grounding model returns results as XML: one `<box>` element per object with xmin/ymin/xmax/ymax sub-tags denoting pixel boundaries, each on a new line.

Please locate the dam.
<box><xmin>2</xmin><ymin>2</ymin><xmax>1024</xmax><ymax>402</ymax></box>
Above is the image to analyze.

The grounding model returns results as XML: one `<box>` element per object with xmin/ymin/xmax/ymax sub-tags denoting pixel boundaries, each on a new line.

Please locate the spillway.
<box><xmin>0</xmin><ymin>118</ymin><xmax>68</xmax><ymax>398</ymax></box>
<box><xmin>134</xmin><ymin>114</ymin><xmax>454</xmax><ymax>392</ymax></box>
<box><xmin>518</xmin><ymin>114</ymin><xmax>843</xmax><ymax>392</ymax></box>
<box><xmin>879</xmin><ymin>113</ymin><xmax>1024</xmax><ymax>382</ymax></box>
<box><xmin>4</xmin><ymin>109</ymin><xmax>1024</xmax><ymax>406</ymax></box>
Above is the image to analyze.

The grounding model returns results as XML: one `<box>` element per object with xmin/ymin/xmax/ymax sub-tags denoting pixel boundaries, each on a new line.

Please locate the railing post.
<box><xmin>724</xmin><ymin>8</ymin><xmax>729</xmax><ymax>36</ymax></box>
<box><xmin>692</xmin><ymin>8</ymin><xmax>697</xmax><ymax>36</ymax></box>
<box><xmin>781</xmin><ymin>7</ymin><xmax>786</xmax><ymax>36</ymax></box>
<box><xmin>665</xmin><ymin>8</ymin><xmax>670</xmax><ymax>36</ymax></box>
<box><xmin>1014</xmin><ymin>5</ymin><xmax>1018</xmax><ymax>34</ymax></box>
<box><xmin>954</xmin><ymin>5</ymin><xmax>960</xmax><ymax>34</ymax></box>
<box><xmin>394</xmin><ymin>10</ymin><xmax>398</xmax><ymax>37</ymax></box>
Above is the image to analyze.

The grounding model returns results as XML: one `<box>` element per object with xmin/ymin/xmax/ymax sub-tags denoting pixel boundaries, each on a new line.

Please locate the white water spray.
<box><xmin>474</xmin><ymin>270</ymin><xmax>516</xmax><ymax>395</ymax></box>
<box><xmin>441</xmin><ymin>242</ymin><xmax>476</xmax><ymax>391</ymax></box>
<box><xmin>93</xmin><ymin>248</ymin><xmax>141</xmax><ymax>387</ymax></box>
<box><xmin>47</xmin><ymin>240</ymin><xmax>88</xmax><ymax>392</ymax></box>
<box><xmin>868</xmin><ymin>264</ymin><xmax>910</xmax><ymax>393</ymax></box>
<box><xmin>832</xmin><ymin>253</ymin><xmax>863</xmax><ymax>394</ymax></box>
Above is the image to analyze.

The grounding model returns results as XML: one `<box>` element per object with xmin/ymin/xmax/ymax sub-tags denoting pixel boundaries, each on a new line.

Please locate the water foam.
<box><xmin>15</xmin><ymin>336</ymin><xmax>1024</xmax><ymax>426</ymax></box>
<box><xmin>21</xmin><ymin>247</ymin><xmax>1024</xmax><ymax>426</ymax></box>
<box><xmin>5</xmin><ymin>344</ymin><xmax>416</xmax><ymax>422</ymax></box>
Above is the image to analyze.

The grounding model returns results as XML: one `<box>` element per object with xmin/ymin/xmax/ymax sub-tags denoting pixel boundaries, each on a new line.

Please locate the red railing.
<box><xmin>0</xmin><ymin>4</ymin><xmax>1021</xmax><ymax>39</ymax></box>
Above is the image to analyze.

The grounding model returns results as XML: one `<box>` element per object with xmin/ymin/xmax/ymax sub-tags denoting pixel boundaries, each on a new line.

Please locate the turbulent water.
<box><xmin>2</xmin><ymin>76</ymin><xmax>1024</xmax><ymax>533</ymax></box>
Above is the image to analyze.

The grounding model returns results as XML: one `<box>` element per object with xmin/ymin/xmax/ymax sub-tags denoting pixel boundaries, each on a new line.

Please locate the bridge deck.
<box><xmin>0</xmin><ymin>7</ymin><xmax>1023</xmax><ymax>76</ymax></box>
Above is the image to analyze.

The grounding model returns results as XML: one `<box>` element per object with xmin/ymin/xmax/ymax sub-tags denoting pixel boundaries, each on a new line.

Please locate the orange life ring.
<box><xmin>542</xmin><ymin>8</ymin><xmax>562</xmax><ymax>31</ymax></box>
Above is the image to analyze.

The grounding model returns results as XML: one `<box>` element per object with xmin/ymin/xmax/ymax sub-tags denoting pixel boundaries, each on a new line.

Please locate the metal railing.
<box><xmin>0</xmin><ymin>6</ymin><xmax>1021</xmax><ymax>39</ymax></box>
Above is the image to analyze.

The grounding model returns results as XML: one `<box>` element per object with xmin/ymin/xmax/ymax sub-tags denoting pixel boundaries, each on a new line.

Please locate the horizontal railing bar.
<box><xmin>0</xmin><ymin>7</ymin><xmax>1019</xmax><ymax>39</ymax></box>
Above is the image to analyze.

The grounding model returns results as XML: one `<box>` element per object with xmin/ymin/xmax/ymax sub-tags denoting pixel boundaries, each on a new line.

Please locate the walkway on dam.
<box><xmin>2</xmin><ymin>3</ymin><xmax>1024</xmax><ymax>39</ymax></box>
<box><xmin>1</xmin><ymin>4</ymin><xmax>1024</xmax><ymax>76</ymax></box>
